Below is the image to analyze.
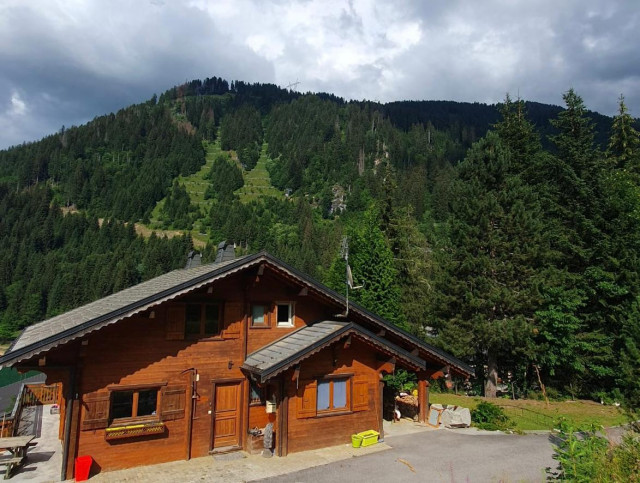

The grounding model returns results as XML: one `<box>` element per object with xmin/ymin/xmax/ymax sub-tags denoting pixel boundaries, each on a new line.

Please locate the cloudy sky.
<box><xmin>1</xmin><ymin>0</ymin><xmax>638</xmax><ymax>149</ymax></box>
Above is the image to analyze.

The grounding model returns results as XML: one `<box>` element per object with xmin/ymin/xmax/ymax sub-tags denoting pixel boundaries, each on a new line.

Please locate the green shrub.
<box><xmin>383</xmin><ymin>370</ymin><xmax>417</xmax><ymax>394</ymax></box>
<box><xmin>470</xmin><ymin>401</ymin><xmax>513</xmax><ymax>431</ymax></box>
<box><xmin>549</xmin><ymin>418</ymin><xmax>640</xmax><ymax>481</ymax></box>
<box><xmin>548</xmin><ymin>418</ymin><xmax>608</xmax><ymax>481</ymax></box>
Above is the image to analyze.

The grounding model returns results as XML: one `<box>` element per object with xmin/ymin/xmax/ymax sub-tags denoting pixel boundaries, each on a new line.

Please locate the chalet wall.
<box><xmin>72</xmin><ymin>269</ymin><xmax>331</xmax><ymax>472</ymax></box>
<box><xmin>76</xmin><ymin>309</ymin><xmax>244</xmax><ymax>470</ymax></box>
<box><xmin>245</xmin><ymin>272</ymin><xmax>333</xmax><ymax>355</ymax></box>
<box><xmin>285</xmin><ymin>339</ymin><xmax>381</xmax><ymax>454</ymax></box>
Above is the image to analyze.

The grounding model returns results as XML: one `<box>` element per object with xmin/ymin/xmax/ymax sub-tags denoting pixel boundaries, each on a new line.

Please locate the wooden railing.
<box><xmin>0</xmin><ymin>383</ymin><xmax>27</xmax><ymax>437</ymax></box>
<box><xmin>23</xmin><ymin>384</ymin><xmax>60</xmax><ymax>406</ymax></box>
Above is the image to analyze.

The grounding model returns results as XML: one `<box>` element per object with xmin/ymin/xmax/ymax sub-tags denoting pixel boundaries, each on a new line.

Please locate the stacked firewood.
<box><xmin>394</xmin><ymin>394</ymin><xmax>419</xmax><ymax>420</ymax></box>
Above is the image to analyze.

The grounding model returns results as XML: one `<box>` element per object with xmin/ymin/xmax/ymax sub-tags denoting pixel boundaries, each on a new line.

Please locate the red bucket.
<box><xmin>75</xmin><ymin>455</ymin><xmax>93</xmax><ymax>481</ymax></box>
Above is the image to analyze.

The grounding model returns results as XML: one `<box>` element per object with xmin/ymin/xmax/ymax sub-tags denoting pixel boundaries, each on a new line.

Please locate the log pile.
<box><xmin>394</xmin><ymin>394</ymin><xmax>419</xmax><ymax>420</ymax></box>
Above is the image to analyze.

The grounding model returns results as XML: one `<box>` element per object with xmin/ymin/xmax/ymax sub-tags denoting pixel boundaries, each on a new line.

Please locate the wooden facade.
<box><xmin>0</xmin><ymin>252</ymin><xmax>472</xmax><ymax>479</ymax></box>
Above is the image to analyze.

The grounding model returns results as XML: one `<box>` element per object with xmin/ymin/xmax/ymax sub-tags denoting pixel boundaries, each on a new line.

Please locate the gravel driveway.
<box><xmin>257</xmin><ymin>428</ymin><xmax>557</xmax><ymax>483</ymax></box>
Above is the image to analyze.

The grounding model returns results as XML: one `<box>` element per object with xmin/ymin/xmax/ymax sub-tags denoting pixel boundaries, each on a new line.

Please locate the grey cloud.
<box><xmin>0</xmin><ymin>0</ymin><xmax>274</xmax><ymax>148</ymax></box>
<box><xmin>1</xmin><ymin>0</ymin><xmax>639</xmax><ymax>149</ymax></box>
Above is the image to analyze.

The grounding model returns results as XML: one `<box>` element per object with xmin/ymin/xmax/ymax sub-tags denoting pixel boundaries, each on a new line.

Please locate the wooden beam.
<box><xmin>418</xmin><ymin>379</ymin><xmax>430</xmax><ymax>423</ymax></box>
<box><xmin>63</xmin><ymin>365</ymin><xmax>81</xmax><ymax>481</ymax></box>
<box><xmin>257</xmin><ymin>264</ymin><xmax>265</xmax><ymax>276</ymax></box>
<box><xmin>291</xmin><ymin>364</ymin><xmax>300</xmax><ymax>383</ymax></box>
<box><xmin>298</xmin><ymin>287</ymin><xmax>308</xmax><ymax>296</ymax></box>
<box><xmin>277</xmin><ymin>377</ymin><xmax>288</xmax><ymax>457</ymax></box>
<box><xmin>420</xmin><ymin>365</ymin><xmax>451</xmax><ymax>380</ymax></box>
<box><xmin>343</xmin><ymin>335</ymin><xmax>352</xmax><ymax>349</ymax></box>
<box><xmin>376</xmin><ymin>329</ymin><xmax>386</xmax><ymax>337</ymax></box>
<box><xmin>378</xmin><ymin>380</ymin><xmax>385</xmax><ymax>441</ymax></box>
<box><xmin>377</xmin><ymin>357</ymin><xmax>396</xmax><ymax>374</ymax></box>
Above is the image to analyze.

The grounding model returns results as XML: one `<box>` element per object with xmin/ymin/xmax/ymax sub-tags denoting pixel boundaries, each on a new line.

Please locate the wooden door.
<box><xmin>211</xmin><ymin>381</ymin><xmax>242</xmax><ymax>450</ymax></box>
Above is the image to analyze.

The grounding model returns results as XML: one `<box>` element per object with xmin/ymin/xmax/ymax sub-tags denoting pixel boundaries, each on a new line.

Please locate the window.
<box><xmin>82</xmin><ymin>385</ymin><xmax>187</xmax><ymax>431</ymax></box>
<box><xmin>110</xmin><ymin>388</ymin><xmax>158</xmax><ymax>422</ymax></box>
<box><xmin>296</xmin><ymin>376</ymin><xmax>369</xmax><ymax>419</ymax></box>
<box><xmin>251</xmin><ymin>304</ymin><xmax>269</xmax><ymax>327</ymax></box>
<box><xmin>316</xmin><ymin>377</ymin><xmax>349</xmax><ymax>413</ymax></box>
<box><xmin>276</xmin><ymin>302</ymin><xmax>294</xmax><ymax>327</ymax></box>
<box><xmin>185</xmin><ymin>303</ymin><xmax>220</xmax><ymax>337</ymax></box>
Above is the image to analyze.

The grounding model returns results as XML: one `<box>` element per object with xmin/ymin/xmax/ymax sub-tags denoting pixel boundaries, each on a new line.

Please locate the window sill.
<box><xmin>276</xmin><ymin>324</ymin><xmax>294</xmax><ymax>329</ymax></box>
<box><xmin>250</xmin><ymin>325</ymin><xmax>271</xmax><ymax>329</ymax></box>
<box><xmin>185</xmin><ymin>334</ymin><xmax>223</xmax><ymax>341</ymax></box>
<box><xmin>105</xmin><ymin>421</ymin><xmax>165</xmax><ymax>440</ymax></box>
<box><xmin>314</xmin><ymin>410</ymin><xmax>352</xmax><ymax>419</ymax></box>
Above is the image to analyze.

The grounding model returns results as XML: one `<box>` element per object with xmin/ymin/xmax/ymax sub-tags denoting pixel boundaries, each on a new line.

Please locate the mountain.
<box><xmin>2</xmin><ymin>76</ymin><xmax>639</xmax><ymax>409</ymax></box>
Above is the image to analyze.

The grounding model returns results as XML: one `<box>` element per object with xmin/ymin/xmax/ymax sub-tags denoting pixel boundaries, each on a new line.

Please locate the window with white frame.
<box><xmin>276</xmin><ymin>302</ymin><xmax>294</xmax><ymax>327</ymax></box>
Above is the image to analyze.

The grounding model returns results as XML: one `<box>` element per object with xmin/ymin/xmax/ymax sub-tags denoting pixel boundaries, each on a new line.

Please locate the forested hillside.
<box><xmin>1</xmin><ymin>76</ymin><xmax>639</xmax><ymax>411</ymax></box>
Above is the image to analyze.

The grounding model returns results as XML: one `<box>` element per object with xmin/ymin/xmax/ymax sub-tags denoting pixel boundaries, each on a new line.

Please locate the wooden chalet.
<box><xmin>0</xmin><ymin>247</ymin><xmax>472</xmax><ymax>479</ymax></box>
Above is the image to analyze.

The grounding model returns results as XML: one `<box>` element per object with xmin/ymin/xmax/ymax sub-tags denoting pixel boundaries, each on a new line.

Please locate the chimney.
<box><xmin>185</xmin><ymin>250</ymin><xmax>202</xmax><ymax>269</ymax></box>
<box><xmin>215</xmin><ymin>241</ymin><xmax>236</xmax><ymax>263</ymax></box>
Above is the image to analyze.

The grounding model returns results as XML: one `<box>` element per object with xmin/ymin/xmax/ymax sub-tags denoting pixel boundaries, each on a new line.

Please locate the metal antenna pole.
<box><xmin>340</xmin><ymin>236</ymin><xmax>350</xmax><ymax>317</ymax></box>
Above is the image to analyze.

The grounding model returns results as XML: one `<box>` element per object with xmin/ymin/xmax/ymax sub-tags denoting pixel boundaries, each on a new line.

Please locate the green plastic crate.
<box><xmin>351</xmin><ymin>434</ymin><xmax>363</xmax><ymax>448</ymax></box>
<box><xmin>357</xmin><ymin>430</ymin><xmax>379</xmax><ymax>447</ymax></box>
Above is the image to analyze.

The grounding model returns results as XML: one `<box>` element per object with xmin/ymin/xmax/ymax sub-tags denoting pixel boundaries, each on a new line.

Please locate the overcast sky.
<box><xmin>1</xmin><ymin>0</ymin><xmax>638</xmax><ymax>149</ymax></box>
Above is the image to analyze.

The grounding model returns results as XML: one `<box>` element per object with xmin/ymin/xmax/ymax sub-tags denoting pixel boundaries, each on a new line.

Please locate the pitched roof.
<box><xmin>242</xmin><ymin>321</ymin><xmax>426</xmax><ymax>382</ymax></box>
<box><xmin>0</xmin><ymin>251</ymin><xmax>473</xmax><ymax>377</ymax></box>
<box><xmin>0</xmin><ymin>254</ymin><xmax>262</xmax><ymax>366</ymax></box>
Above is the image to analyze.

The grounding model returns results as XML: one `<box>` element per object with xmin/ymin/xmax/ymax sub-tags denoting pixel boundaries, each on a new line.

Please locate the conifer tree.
<box><xmin>494</xmin><ymin>94</ymin><xmax>541</xmax><ymax>173</ymax></box>
<box><xmin>327</xmin><ymin>206</ymin><xmax>404</xmax><ymax>328</ymax></box>
<box><xmin>432</xmin><ymin>132</ymin><xmax>546</xmax><ymax>397</ymax></box>
<box><xmin>607</xmin><ymin>94</ymin><xmax>640</xmax><ymax>173</ymax></box>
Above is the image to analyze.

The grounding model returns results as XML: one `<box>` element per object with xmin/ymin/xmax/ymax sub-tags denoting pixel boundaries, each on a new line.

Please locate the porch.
<box><xmin>7</xmin><ymin>404</ymin><xmax>62</xmax><ymax>482</ymax></box>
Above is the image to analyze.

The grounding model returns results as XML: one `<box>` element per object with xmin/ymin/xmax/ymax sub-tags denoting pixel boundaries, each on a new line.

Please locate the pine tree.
<box><xmin>391</xmin><ymin>206</ymin><xmax>433</xmax><ymax>337</ymax></box>
<box><xmin>493</xmin><ymin>94</ymin><xmax>541</xmax><ymax>174</ymax></box>
<box><xmin>432</xmin><ymin>132</ymin><xmax>547</xmax><ymax>397</ymax></box>
<box><xmin>327</xmin><ymin>206</ymin><xmax>404</xmax><ymax>327</ymax></box>
<box><xmin>607</xmin><ymin>94</ymin><xmax>640</xmax><ymax>173</ymax></box>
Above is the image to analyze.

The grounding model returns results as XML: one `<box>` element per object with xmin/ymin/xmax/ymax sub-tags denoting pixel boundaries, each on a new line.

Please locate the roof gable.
<box><xmin>242</xmin><ymin>320</ymin><xmax>426</xmax><ymax>383</ymax></box>
<box><xmin>0</xmin><ymin>251</ymin><xmax>473</xmax><ymax>377</ymax></box>
<box><xmin>0</xmin><ymin>254</ymin><xmax>260</xmax><ymax>366</ymax></box>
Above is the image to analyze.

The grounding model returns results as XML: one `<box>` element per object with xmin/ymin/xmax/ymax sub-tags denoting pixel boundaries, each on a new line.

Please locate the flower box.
<box><xmin>105</xmin><ymin>422</ymin><xmax>165</xmax><ymax>440</ymax></box>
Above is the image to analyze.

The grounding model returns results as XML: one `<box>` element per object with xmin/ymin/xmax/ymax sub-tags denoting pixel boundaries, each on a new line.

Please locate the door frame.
<box><xmin>209</xmin><ymin>378</ymin><xmax>245</xmax><ymax>453</ymax></box>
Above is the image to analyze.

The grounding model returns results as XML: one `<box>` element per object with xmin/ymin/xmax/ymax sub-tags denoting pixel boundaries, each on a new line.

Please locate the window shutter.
<box><xmin>222</xmin><ymin>302</ymin><xmax>241</xmax><ymax>339</ymax></box>
<box><xmin>352</xmin><ymin>377</ymin><xmax>369</xmax><ymax>412</ymax></box>
<box><xmin>82</xmin><ymin>393</ymin><xmax>110</xmax><ymax>430</ymax></box>
<box><xmin>166</xmin><ymin>305</ymin><xmax>185</xmax><ymax>340</ymax></box>
<box><xmin>161</xmin><ymin>385</ymin><xmax>186</xmax><ymax>421</ymax></box>
<box><xmin>296</xmin><ymin>380</ymin><xmax>317</xmax><ymax>418</ymax></box>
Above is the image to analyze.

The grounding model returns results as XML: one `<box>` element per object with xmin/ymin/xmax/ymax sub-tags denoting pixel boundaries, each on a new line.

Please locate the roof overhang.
<box><xmin>242</xmin><ymin>321</ymin><xmax>426</xmax><ymax>383</ymax></box>
<box><xmin>0</xmin><ymin>251</ymin><xmax>473</xmax><ymax>377</ymax></box>
<box><xmin>0</xmin><ymin>253</ymin><xmax>265</xmax><ymax>367</ymax></box>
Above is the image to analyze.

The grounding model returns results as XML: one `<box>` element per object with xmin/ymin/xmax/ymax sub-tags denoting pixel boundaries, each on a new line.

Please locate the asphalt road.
<box><xmin>259</xmin><ymin>429</ymin><xmax>558</xmax><ymax>483</ymax></box>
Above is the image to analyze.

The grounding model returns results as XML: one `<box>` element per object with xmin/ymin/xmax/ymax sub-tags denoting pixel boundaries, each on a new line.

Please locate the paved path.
<box><xmin>258</xmin><ymin>428</ymin><xmax>558</xmax><ymax>483</ymax></box>
<box><xmin>6</xmin><ymin>416</ymin><xmax>563</xmax><ymax>482</ymax></box>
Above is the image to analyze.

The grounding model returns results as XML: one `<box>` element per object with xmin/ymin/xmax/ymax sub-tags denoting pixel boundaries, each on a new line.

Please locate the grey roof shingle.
<box><xmin>0</xmin><ymin>251</ymin><xmax>473</xmax><ymax>377</ymax></box>
<box><xmin>1</xmin><ymin>255</ymin><xmax>257</xmax><ymax>366</ymax></box>
<box><xmin>242</xmin><ymin>321</ymin><xmax>426</xmax><ymax>382</ymax></box>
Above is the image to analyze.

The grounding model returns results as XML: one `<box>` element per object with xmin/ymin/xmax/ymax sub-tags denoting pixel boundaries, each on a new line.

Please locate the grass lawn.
<box><xmin>235</xmin><ymin>142</ymin><xmax>282</xmax><ymax>202</ymax></box>
<box><xmin>430</xmin><ymin>393</ymin><xmax>628</xmax><ymax>431</ymax></box>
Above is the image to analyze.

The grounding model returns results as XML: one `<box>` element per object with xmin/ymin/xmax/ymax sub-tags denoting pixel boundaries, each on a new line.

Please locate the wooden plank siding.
<box><xmin>66</xmin><ymin>268</ymin><xmax>331</xmax><ymax>473</ymax></box>
<box><xmin>15</xmin><ymin>265</ymin><xmax>408</xmax><ymax>476</ymax></box>
<box><xmin>284</xmin><ymin>339</ymin><xmax>382</xmax><ymax>454</ymax></box>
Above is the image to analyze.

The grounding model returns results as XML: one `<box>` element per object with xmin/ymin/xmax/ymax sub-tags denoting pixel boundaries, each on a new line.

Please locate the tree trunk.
<box><xmin>485</xmin><ymin>349</ymin><xmax>498</xmax><ymax>398</ymax></box>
